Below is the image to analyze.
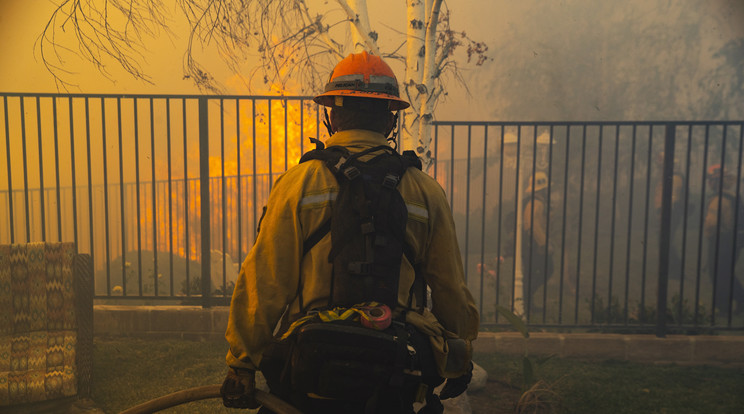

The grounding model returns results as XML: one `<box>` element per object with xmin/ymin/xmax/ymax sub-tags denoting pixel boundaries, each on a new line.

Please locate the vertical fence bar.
<box><xmin>464</xmin><ymin>125</ymin><xmax>472</xmax><ymax>283</ymax></box>
<box><xmin>3</xmin><ymin>96</ymin><xmax>14</xmax><ymax>243</ymax></box>
<box><xmin>590</xmin><ymin>126</ymin><xmax>603</xmax><ymax>323</ymax></box>
<box><xmin>623</xmin><ymin>125</ymin><xmax>637</xmax><ymax>324</ymax></box>
<box><xmin>184</xmin><ymin>99</ymin><xmax>191</xmax><ymax>296</ymax></box>
<box><xmin>517</xmin><ymin>127</ymin><xmax>537</xmax><ymax>321</ymax></box>
<box><xmin>68</xmin><ymin>97</ymin><xmax>78</xmax><ymax>248</ymax></box>
<box><xmin>574</xmin><ymin>125</ymin><xmax>588</xmax><ymax>324</ymax></box>
<box><xmin>526</xmin><ymin>126</ymin><xmax>538</xmax><ymax>319</ymax></box>
<box><xmin>284</xmin><ymin>98</ymin><xmax>288</xmax><ymax>171</ymax></box>
<box><xmin>199</xmin><ymin>97</ymin><xmax>212</xmax><ymax>307</ymax></box>
<box><xmin>299</xmin><ymin>100</ymin><xmax>304</xmax><ymax>156</ymax></box>
<box><xmin>639</xmin><ymin>126</ymin><xmax>654</xmax><ymax>321</ymax></box>
<box><xmin>450</xmin><ymin>125</ymin><xmax>454</xmax><ymax>210</ymax></box>
<box><xmin>558</xmin><ymin>126</ymin><xmax>570</xmax><ymax>324</ymax></box>
<box><xmin>494</xmin><ymin>126</ymin><xmax>504</xmax><ymax>320</ymax></box>
<box><xmin>84</xmin><ymin>98</ymin><xmax>95</xmax><ymax>287</ymax></box>
<box><xmin>53</xmin><ymin>98</ymin><xmax>62</xmax><ymax>241</ymax></box>
<box><xmin>221</xmin><ymin>99</ymin><xmax>227</xmax><ymax>294</ymax></box>
<box><xmin>433</xmin><ymin>123</ymin><xmax>438</xmax><ymax>179</ymax></box>
<box><xmin>134</xmin><ymin>99</ymin><xmax>143</xmax><ymax>296</ymax></box>
<box><xmin>252</xmin><ymin>100</ymin><xmax>258</xmax><ymax>240</ymax></box>
<box><xmin>543</xmin><ymin>125</ymin><xmax>555</xmax><ymax>321</ymax></box>
<box><xmin>167</xmin><ymin>99</ymin><xmax>174</xmax><ymax>296</ymax></box>
<box><xmin>607</xmin><ymin>125</ymin><xmax>620</xmax><ymax>323</ymax></box>
<box><xmin>656</xmin><ymin>123</ymin><xmax>676</xmax><ymax>337</ymax></box>
<box><xmin>21</xmin><ymin>98</ymin><xmax>31</xmax><ymax>242</ymax></box>
<box><xmin>694</xmin><ymin>125</ymin><xmax>711</xmax><ymax>325</ymax></box>
<box><xmin>711</xmin><ymin>124</ymin><xmax>728</xmax><ymax>326</ymax></box>
<box><xmin>479</xmin><ymin>126</ymin><xmax>488</xmax><ymax>319</ymax></box>
<box><xmin>728</xmin><ymin>124</ymin><xmax>744</xmax><ymax>327</ymax></box>
<box><xmin>237</xmin><ymin>99</ymin><xmax>242</xmax><ymax>263</ymax></box>
<box><xmin>268</xmin><ymin>99</ymin><xmax>273</xmax><ymax>191</ymax></box>
<box><xmin>101</xmin><ymin>99</ymin><xmax>112</xmax><ymax>294</ymax></box>
<box><xmin>150</xmin><ymin>98</ymin><xmax>158</xmax><ymax>296</ymax></box>
<box><xmin>36</xmin><ymin>97</ymin><xmax>46</xmax><ymax>241</ymax></box>
<box><xmin>512</xmin><ymin>125</ymin><xmax>521</xmax><ymax>313</ymax></box>
<box><xmin>117</xmin><ymin>98</ymin><xmax>127</xmax><ymax>295</ymax></box>
<box><xmin>677</xmin><ymin>125</ymin><xmax>693</xmax><ymax>326</ymax></box>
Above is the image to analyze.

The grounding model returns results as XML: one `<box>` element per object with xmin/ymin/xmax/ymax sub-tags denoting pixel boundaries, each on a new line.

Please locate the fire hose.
<box><xmin>119</xmin><ymin>384</ymin><xmax>302</xmax><ymax>414</ymax></box>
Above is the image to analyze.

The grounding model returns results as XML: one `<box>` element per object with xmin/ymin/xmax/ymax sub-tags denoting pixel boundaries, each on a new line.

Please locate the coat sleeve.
<box><xmin>422</xmin><ymin>184</ymin><xmax>480</xmax><ymax>344</ymax></box>
<box><xmin>225</xmin><ymin>168</ymin><xmax>306</xmax><ymax>370</ymax></box>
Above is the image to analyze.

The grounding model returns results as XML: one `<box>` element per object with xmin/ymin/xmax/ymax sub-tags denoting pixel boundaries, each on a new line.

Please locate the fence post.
<box><xmin>199</xmin><ymin>98</ymin><xmax>212</xmax><ymax>308</ymax></box>
<box><xmin>657</xmin><ymin>123</ymin><xmax>676</xmax><ymax>337</ymax></box>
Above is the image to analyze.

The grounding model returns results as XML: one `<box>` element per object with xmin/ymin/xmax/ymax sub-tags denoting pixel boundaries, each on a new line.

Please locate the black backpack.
<box><xmin>259</xmin><ymin>142</ymin><xmax>446</xmax><ymax>408</ymax></box>
<box><xmin>299</xmin><ymin>142</ymin><xmax>423</xmax><ymax>310</ymax></box>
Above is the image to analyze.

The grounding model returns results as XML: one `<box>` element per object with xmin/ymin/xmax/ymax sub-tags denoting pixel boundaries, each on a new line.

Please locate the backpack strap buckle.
<box><xmin>332</xmin><ymin>156</ymin><xmax>348</xmax><ymax>172</ymax></box>
<box><xmin>382</xmin><ymin>173</ymin><xmax>399</xmax><ymax>188</ymax></box>
<box><xmin>343</xmin><ymin>166</ymin><xmax>361</xmax><ymax>180</ymax></box>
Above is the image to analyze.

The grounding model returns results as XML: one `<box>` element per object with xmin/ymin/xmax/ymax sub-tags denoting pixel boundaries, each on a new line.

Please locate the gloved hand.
<box><xmin>439</xmin><ymin>362</ymin><xmax>473</xmax><ymax>400</ymax></box>
<box><xmin>220</xmin><ymin>367</ymin><xmax>260</xmax><ymax>409</ymax></box>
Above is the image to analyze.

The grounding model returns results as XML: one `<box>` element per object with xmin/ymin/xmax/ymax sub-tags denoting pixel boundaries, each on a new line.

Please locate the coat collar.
<box><xmin>325</xmin><ymin>129</ymin><xmax>390</xmax><ymax>150</ymax></box>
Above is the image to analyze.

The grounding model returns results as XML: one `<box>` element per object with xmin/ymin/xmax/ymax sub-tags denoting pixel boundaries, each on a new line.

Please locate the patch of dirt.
<box><xmin>68</xmin><ymin>398</ymin><xmax>106</xmax><ymax>414</ymax></box>
<box><xmin>468</xmin><ymin>379</ymin><xmax>523</xmax><ymax>414</ymax></box>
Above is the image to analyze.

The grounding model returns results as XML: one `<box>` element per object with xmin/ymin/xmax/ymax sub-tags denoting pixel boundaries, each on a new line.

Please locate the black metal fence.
<box><xmin>1</xmin><ymin>93</ymin><xmax>322</xmax><ymax>305</ymax></box>
<box><xmin>434</xmin><ymin>121</ymin><xmax>744</xmax><ymax>333</ymax></box>
<box><xmin>2</xmin><ymin>92</ymin><xmax>743</xmax><ymax>334</ymax></box>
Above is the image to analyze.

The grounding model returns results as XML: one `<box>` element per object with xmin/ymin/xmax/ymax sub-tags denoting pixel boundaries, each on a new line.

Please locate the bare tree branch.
<box><xmin>37</xmin><ymin>0</ymin><xmax>487</xmax><ymax>118</ymax></box>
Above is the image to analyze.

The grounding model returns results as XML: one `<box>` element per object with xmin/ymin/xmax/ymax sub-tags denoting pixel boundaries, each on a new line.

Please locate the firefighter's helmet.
<box><xmin>526</xmin><ymin>171</ymin><xmax>549</xmax><ymax>192</ymax></box>
<box><xmin>314</xmin><ymin>51</ymin><xmax>410</xmax><ymax>111</ymax></box>
<box><xmin>707</xmin><ymin>164</ymin><xmax>722</xmax><ymax>179</ymax></box>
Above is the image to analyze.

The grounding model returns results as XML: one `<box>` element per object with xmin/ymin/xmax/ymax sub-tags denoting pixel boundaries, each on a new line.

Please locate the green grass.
<box><xmin>92</xmin><ymin>337</ymin><xmax>239</xmax><ymax>413</ymax></box>
<box><xmin>92</xmin><ymin>337</ymin><xmax>744</xmax><ymax>414</ymax></box>
<box><xmin>474</xmin><ymin>352</ymin><xmax>744</xmax><ymax>414</ymax></box>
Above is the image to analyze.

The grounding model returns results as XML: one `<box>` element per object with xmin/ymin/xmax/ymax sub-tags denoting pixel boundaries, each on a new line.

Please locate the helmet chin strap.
<box><xmin>386</xmin><ymin>111</ymin><xmax>399</xmax><ymax>150</ymax></box>
<box><xmin>323</xmin><ymin>108</ymin><xmax>335</xmax><ymax>136</ymax></box>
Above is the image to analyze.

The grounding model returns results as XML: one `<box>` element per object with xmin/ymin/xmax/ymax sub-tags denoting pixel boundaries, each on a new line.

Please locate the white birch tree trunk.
<box><xmin>339</xmin><ymin>0</ymin><xmax>441</xmax><ymax>171</ymax></box>
<box><xmin>338</xmin><ymin>0</ymin><xmax>380</xmax><ymax>54</ymax></box>
<box><xmin>402</xmin><ymin>0</ymin><xmax>426</xmax><ymax>152</ymax></box>
<box><xmin>417</xmin><ymin>0</ymin><xmax>442</xmax><ymax>171</ymax></box>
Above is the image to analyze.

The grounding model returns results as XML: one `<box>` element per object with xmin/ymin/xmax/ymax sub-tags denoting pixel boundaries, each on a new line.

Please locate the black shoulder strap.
<box><xmin>298</xmin><ymin>145</ymin><xmax>427</xmax><ymax>310</ymax></box>
<box><xmin>298</xmin><ymin>146</ymin><xmax>348</xmax><ymax>255</ymax></box>
<box><xmin>301</xmin><ymin>147</ymin><xmax>422</xmax><ymax>255</ymax></box>
<box><xmin>303</xmin><ymin>219</ymin><xmax>331</xmax><ymax>255</ymax></box>
<box><xmin>402</xmin><ymin>150</ymin><xmax>423</xmax><ymax>171</ymax></box>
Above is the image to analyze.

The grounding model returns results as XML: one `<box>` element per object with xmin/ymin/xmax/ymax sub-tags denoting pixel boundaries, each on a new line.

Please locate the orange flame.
<box><xmin>139</xmin><ymin>83</ymin><xmax>322</xmax><ymax>273</ymax></box>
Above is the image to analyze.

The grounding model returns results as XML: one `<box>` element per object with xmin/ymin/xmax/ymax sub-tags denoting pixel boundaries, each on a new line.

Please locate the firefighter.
<box><xmin>220</xmin><ymin>51</ymin><xmax>479</xmax><ymax>413</ymax></box>
<box><xmin>522</xmin><ymin>171</ymin><xmax>553</xmax><ymax>312</ymax></box>
<box><xmin>703</xmin><ymin>164</ymin><xmax>744</xmax><ymax>317</ymax></box>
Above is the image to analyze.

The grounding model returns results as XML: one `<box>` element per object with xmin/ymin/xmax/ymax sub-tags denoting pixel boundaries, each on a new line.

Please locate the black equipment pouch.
<box><xmin>289</xmin><ymin>320</ymin><xmax>410</xmax><ymax>401</ymax></box>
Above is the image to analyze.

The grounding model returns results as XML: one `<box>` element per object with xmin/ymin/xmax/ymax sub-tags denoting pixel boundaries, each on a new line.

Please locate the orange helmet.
<box><xmin>314</xmin><ymin>51</ymin><xmax>410</xmax><ymax>111</ymax></box>
<box><xmin>707</xmin><ymin>164</ymin><xmax>721</xmax><ymax>178</ymax></box>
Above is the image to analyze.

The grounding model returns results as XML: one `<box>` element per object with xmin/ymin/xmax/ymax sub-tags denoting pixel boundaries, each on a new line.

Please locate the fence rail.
<box><xmin>2</xmin><ymin>92</ymin><xmax>743</xmax><ymax>335</ymax></box>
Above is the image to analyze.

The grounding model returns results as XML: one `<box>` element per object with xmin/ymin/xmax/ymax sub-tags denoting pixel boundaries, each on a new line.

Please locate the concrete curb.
<box><xmin>472</xmin><ymin>332</ymin><xmax>744</xmax><ymax>367</ymax></box>
<box><xmin>94</xmin><ymin>305</ymin><xmax>744</xmax><ymax>367</ymax></box>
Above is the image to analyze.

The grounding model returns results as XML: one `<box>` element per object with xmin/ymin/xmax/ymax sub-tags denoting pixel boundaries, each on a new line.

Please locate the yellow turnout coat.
<box><xmin>225</xmin><ymin>129</ymin><xmax>479</xmax><ymax>378</ymax></box>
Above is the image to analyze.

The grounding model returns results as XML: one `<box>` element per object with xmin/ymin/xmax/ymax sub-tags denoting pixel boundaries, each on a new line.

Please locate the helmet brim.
<box><xmin>314</xmin><ymin>90</ymin><xmax>410</xmax><ymax>111</ymax></box>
